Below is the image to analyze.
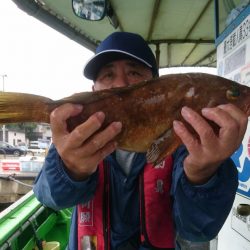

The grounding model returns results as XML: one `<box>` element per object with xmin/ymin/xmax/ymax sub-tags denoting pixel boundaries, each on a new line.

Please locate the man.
<box><xmin>34</xmin><ymin>32</ymin><xmax>247</xmax><ymax>250</ymax></box>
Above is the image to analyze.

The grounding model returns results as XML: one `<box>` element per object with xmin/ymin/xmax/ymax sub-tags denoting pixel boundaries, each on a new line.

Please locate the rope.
<box><xmin>28</xmin><ymin>218</ymin><xmax>43</xmax><ymax>250</ymax></box>
<box><xmin>0</xmin><ymin>174</ymin><xmax>33</xmax><ymax>188</ymax></box>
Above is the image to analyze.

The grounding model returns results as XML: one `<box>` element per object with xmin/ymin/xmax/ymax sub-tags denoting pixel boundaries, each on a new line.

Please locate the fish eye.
<box><xmin>226</xmin><ymin>88</ymin><xmax>240</xmax><ymax>100</ymax></box>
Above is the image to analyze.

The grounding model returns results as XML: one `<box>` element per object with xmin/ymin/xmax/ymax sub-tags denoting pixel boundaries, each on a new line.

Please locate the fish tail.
<box><xmin>0</xmin><ymin>92</ymin><xmax>52</xmax><ymax>124</ymax></box>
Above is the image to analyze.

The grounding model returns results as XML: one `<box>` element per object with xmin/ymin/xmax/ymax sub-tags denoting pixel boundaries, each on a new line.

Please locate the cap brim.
<box><xmin>83</xmin><ymin>50</ymin><xmax>152</xmax><ymax>80</ymax></box>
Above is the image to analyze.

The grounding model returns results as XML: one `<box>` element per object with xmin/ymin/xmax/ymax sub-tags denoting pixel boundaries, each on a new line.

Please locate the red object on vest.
<box><xmin>78</xmin><ymin>157</ymin><xmax>175</xmax><ymax>250</ymax></box>
<box><xmin>77</xmin><ymin>162</ymin><xmax>110</xmax><ymax>250</ymax></box>
<box><xmin>140</xmin><ymin>157</ymin><xmax>175</xmax><ymax>248</ymax></box>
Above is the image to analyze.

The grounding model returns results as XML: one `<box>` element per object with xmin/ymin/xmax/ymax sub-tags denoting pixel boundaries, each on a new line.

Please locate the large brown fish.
<box><xmin>0</xmin><ymin>73</ymin><xmax>249</xmax><ymax>164</ymax></box>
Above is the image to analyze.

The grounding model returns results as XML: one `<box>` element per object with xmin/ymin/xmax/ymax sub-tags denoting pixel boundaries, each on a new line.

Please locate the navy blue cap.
<box><xmin>83</xmin><ymin>32</ymin><xmax>158</xmax><ymax>80</ymax></box>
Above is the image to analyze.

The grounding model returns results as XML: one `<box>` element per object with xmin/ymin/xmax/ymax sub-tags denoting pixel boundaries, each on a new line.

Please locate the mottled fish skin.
<box><xmin>0</xmin><ymin>73</ymin><xmax>249</xmax><ymax>165</ymax></box>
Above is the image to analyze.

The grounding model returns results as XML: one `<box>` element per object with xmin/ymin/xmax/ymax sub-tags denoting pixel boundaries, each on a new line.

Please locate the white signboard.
<box><xmin>217</xmin><ymin>10</ymin><xmax>250</xmax><ymax>246</ymax></box>
<box><xmin>217</xmin><ymin>13</ymin><xmax>250</xmax><ymax>199</ymax></box>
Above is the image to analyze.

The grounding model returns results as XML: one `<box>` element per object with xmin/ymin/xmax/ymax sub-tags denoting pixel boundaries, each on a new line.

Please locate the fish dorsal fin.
<box><xmin>146</xmin><ymin>128</ymin><xmax>181</xmax><ymax>165</ymax></box>
<box><xmin>58</xmin><ymin>90</ymin><xmax>114</xmax><ymax>104</ymax></box>
<box><xmin>56</xmin><ymin>79</ymin><xmax>150</xmax><ymax>105</ymax></box>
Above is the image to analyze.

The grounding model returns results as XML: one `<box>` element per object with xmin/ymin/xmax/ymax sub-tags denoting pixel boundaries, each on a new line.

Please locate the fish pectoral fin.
<box><xmin>146</xmin><ymin>129</ymin><xmax>181</xmax><ymax>165</ymax></box>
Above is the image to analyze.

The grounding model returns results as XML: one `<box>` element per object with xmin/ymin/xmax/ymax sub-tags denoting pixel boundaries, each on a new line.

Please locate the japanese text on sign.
<box><xmin>224</xmin><ymin>15</ymin><xmax>250</xmax><ymax>55</ymax></box>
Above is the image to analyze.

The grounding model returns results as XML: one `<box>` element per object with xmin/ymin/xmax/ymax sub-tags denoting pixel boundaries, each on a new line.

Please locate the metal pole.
<box><xmin>1</xmin><ymin>74</ymin><xmax>7</xmax><ymax>92</ymax></box>
<box><xmin>1</xmin><ymin>74</ymin><xmax>7</xmax><ymax>142</ymax></box>
<box><xmin>214</xmin><ymin>0</ymin><xmax>219</xmax><ymax>39</ymax></box>
<box><xmin>2</xmin><ymin>125</ymin><xmax>5</xmax><ymax>143</ymax></box>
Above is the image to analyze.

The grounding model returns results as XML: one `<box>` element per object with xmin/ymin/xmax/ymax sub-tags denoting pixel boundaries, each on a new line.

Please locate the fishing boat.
<box><xmin>1</xmin><ymin>0</ymin><xmax>250</xmax><ymax>249</ymax></box>
<box><xmin>0</xmin><ymin>191</ymin><xmax>72</xmax><ymax>250</ymax></box>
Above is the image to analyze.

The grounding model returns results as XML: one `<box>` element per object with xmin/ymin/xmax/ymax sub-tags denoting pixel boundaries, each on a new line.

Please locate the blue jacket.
<box><xmin>33</xmin><ymin>144</ymin><xmax>238</xmax><ymax>249</ymax></box>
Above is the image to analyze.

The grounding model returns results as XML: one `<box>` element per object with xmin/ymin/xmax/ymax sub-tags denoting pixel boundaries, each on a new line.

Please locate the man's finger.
<box><xmin>50</xmin><ymin>103</ymin><xmax>83</xmax><ymax>137</ymax></box>
<box><xmin>82</xmin><ymin>121</ymin><xmax>122</xmax><ymax>155</ymax></box>
<box><xmin>217</xmin><ymin>104</ymin><xmax>248</xmax><ymax>139</ymax></box>
<box><xmin>67</xmin><ymin>111</ymin><xmax>106</xmax><ymax>148</ymax></box>
<box><xmin>85</xmin><ymin>141</ymin><xmax>118</xmax><ymax>168</ymax></box>
<box><xmin>201</xmin><ymin>106</ymin><xmax>244</xmax><ymax>143</ymax></box>
<box><xmin>180</xmin><ymin>106</ymin><xmax>217</xmax><ymax>147</ymax></box>
<box><xmin>173</xmin><ymin>120</ymin><xmax>200</xmax><ymax>154</ymax></box>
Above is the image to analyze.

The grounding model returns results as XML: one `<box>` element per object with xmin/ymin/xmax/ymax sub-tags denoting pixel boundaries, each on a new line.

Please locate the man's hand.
<box><xmin>173</xmin><ymin>104</ymin><xmax>248</xmax><ymax>184</ymax></box>
<box><xmin>50</xmin><ymin>103</ymin><xmax>122</xmax><ymax>181</ymax></box>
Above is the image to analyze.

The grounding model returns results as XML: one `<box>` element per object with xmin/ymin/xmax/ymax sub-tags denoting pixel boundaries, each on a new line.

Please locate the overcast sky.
<box><xmin>0</xmin><ymin>1</ymin><xmax>216</xmax><ymax>100</ymax></box>
<box><xmin>0</xmin><ymin>1</ymin><xmax>94</xmax><ymax>99</ymax></box>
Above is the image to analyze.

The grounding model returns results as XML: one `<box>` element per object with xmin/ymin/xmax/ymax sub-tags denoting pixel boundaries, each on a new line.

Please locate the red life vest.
<box><xmin>77</xmin><ymin>157</ymin><xmax>175</xmax><ymax>250</ymax></box>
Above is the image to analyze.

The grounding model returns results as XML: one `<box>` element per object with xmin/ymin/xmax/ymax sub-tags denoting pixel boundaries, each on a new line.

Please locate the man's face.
<box><xmin>93</xmin><ymin>59</ymin><xmax>153</xmax><ymax>91</ymax></box>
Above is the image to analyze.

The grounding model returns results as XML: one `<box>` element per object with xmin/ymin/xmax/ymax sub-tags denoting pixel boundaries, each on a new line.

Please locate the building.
<box><xmin>34</xmin><ymin>123</ymin><xmax>52</xmax><ymax>141</ymax></box>
<box><xmin>0</xmin><ymin>127</ymin><xmax>25</xmax><ymax>146</ymax></box>
<box><xmin>0</xmin><ymin>123</ymin><xmax>51</xmax><ymax>146</ymax></box>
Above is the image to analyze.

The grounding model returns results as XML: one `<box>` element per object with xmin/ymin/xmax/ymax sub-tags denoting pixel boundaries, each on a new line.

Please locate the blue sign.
<box><xmin>231</xmin><ymin>141</ymin><xmax>250</xmax><ymax>198</ymax></box>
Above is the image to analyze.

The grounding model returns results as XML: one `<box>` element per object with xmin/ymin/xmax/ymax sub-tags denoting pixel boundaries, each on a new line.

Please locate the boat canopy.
<box><xmin>11</xmin><ymin>0</ymin><xmax>248</xmax><ymax>68</ymax></box>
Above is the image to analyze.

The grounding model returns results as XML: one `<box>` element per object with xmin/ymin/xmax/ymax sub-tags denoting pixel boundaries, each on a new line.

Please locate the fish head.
<box><xmin>226</xmin><ymin>83</ymin><xmax>250</xmax><ymax>117</ymax></box>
